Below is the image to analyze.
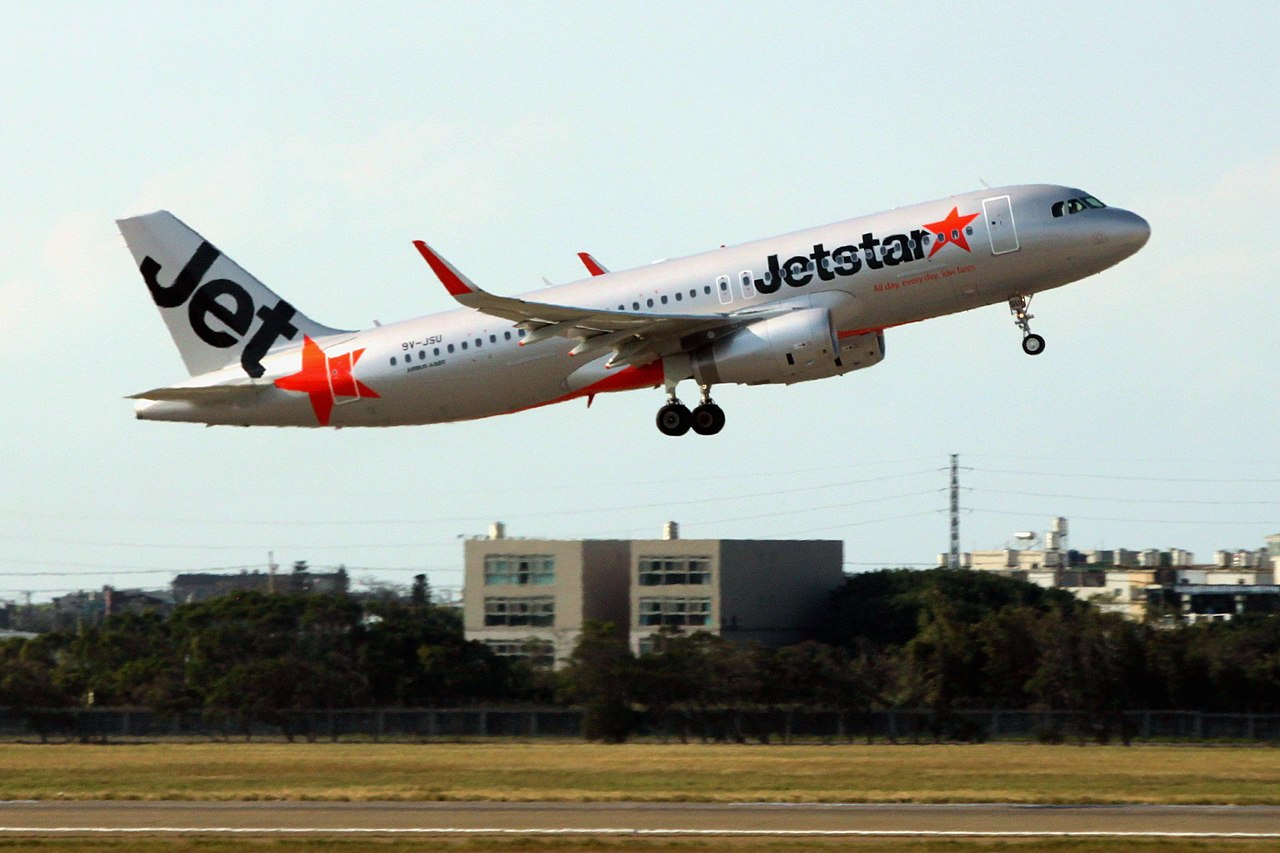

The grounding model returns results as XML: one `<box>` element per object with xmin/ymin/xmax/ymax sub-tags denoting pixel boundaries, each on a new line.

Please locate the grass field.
<box><xmin>0</xmin><ymin>742</ymin><xmax>1276</xmax><ymax>804</ymax></box>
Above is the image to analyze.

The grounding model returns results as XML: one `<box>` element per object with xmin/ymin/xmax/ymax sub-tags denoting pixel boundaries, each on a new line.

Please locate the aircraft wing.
<box><xmin>413</xmin><ymin>241</ymin><xmax>767</xmax><ymax>367</ymax></box>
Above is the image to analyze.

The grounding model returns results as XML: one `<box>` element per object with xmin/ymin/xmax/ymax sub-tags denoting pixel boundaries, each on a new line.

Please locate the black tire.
<box><xmin>1022</xmin><ymin>333</ymin><xmax>1046</xmax><ymax>356</ymax></box>
<box><xmin>656</xmin><ymin>403</ymin><xmax>692</xmax><ymax>436</ymax></box>
<box><xmin>691</xmin><ymin>403</ymin><xmax>726</xmax><ymax>436</ymax></box>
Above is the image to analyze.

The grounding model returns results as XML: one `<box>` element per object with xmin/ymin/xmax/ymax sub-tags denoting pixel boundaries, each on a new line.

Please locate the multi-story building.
<box><xmin>462</xmin><ymin>524</ymin><xmax>844</xmax><ymax>666</ymax></box>
<box><xmin>463</xmin><ymin>529</ymin><xmax>631</xmax><ymax>667</ymax></box>
<box><xmin>171</xmin><ymin>567</ymin><xmax>348</xmax><ymax>603</ymax></box>
<box><xmin>629</xmin><ymin>536</ymin><xmax>842</xmax><ymax>654</ymax></box>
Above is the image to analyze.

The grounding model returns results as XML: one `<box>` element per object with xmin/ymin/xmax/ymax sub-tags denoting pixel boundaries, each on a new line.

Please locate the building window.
<box><xmin>638</xmin><ymin>556</ymin><xmax>711</xmax><ymax>586</ymax></box>
<box><xmin>484</xmin><ymin>554</ymin><xmax>555</xmax><ymax>585</ymax></box>
<box><xmin>484</xmin><ymin>638</ymin><xmax>555</xmax><ymax>668</ymax></box>
<box><xmin>638</xmin><ymin>596</ymin><xmax>711</xmax><ymax>627</ymax></box>
<box><xmin>484</xmin><ymin>596</ymin><xmax>555</xmax><ymax>627</ymax></box>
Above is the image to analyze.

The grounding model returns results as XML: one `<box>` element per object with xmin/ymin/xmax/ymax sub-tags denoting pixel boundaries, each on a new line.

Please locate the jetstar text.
<box><xmin>754</xmin><ymin>230</ymin><xmax>931</xmax><ymax>294</ymax></box>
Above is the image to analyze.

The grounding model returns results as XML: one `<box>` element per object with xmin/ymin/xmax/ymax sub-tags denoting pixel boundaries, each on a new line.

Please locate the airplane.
<box><xmin>120</xmin><ymin>184</ymin><xmax>1149</xmax><ymax>436</ymax></box>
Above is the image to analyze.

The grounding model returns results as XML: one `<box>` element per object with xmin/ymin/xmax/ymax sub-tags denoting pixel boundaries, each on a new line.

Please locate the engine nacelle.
<box><xmin>690</xmin><ymin>308</ymin><xmax>885</xmax><ymax>386</ymax></box>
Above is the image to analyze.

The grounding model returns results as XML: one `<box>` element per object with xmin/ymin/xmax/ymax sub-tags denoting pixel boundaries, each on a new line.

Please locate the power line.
<box><xmin>967</xmin><ymin>507</ymin><xmax>1277</xmax><ymax>526</ymax></box>
<box><xmin>967</xmin><ymin>487</ymin><xmax>1280</xmax><ymax>506</ymax></box>
<box><xmin>970</xmin><ymin>466</ymin><xmax>1280</xmax><ymax>485</ymax></box>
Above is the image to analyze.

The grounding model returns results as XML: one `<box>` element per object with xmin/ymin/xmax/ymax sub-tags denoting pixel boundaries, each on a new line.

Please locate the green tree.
<box><xmin>562</xmin><ymin>621</ymin><xmax>635</xmax><ymax>742</ymax></box>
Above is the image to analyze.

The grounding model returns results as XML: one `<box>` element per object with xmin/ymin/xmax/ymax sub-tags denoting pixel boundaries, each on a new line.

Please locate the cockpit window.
<box><xmin>1051</xmin><ymin>195</ymin><xmax>1108</xmax><ymax>218</ymax></box>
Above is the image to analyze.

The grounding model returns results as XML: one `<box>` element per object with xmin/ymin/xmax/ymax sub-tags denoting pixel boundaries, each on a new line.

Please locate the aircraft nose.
<box><xmin>1112</xmin><ymin>209</ymin><xmax>1151</xmax><ymax>255</ymax></box>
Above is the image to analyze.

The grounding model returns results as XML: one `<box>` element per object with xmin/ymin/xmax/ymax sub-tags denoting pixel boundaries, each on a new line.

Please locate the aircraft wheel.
<box><xmin>656</xmin><ymin>403</ymin><xmax>692</xmax><ymax>436</ymax></box>
<box><xmin>1022</xmin><ymin>333</ymin><xmax>1046</xmax><ymax>356</ymax></box>
<box><xmin>691</xmin><ymin>403</ymin><xmax>726</xmax><ymax>436</ymax></box>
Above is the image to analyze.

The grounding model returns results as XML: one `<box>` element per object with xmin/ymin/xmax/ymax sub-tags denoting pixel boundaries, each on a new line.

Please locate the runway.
<box><xmin>2</xmin><ymin>801</ymin><xmax>1279</xmax><ymax>838</ymax></box>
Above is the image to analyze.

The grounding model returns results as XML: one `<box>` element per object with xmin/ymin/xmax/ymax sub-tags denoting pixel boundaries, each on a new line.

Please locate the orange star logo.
<box><xmin>922</xmin><ymin>207</ymin><xmax>981</xmax><ymax>257</ymax></box>
<box><xmin>274</xmin><ymin>336</ymin><xmax>379</xmax><ymax>426</ymax></box>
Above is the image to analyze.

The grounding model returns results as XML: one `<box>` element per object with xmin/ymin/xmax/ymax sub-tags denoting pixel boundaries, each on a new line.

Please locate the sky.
<box><xmin>1</xmin><ymin>1</ymin><xmax>1277</xmax><ymax>603</ymax></box>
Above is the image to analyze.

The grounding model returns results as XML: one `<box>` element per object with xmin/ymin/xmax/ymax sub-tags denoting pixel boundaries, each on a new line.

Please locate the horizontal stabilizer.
<box><xmin>127</xmin><ymin>382</ymin><xmax>273</xmax><ymax>403</ymax></box>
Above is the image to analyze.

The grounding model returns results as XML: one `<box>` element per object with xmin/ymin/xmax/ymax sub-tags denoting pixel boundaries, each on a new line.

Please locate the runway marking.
<box><xmin>1</xmin><ymin>827</ymin><xmax>1279</xmax><ymax>838</ymax></box>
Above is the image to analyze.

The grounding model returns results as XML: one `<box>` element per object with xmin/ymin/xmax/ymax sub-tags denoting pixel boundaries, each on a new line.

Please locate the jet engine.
<box><xmin>690</xmin><ymin>308</ymin><xmax>885</xmax><ymax>386</ymax></box>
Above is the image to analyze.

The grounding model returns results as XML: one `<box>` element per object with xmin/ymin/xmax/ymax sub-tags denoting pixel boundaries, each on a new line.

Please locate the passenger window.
<box><xmin>390</xmin><ymin>356</ymin><xmax>397</xmax><ymax>366</ymax></box>
<box><xmin>475</xmin><ymin>338</ymin><xmax>482</xmax><ymax>347</ymax></box>
<box><xmin>965</xmin><ymin>227</ymin><xmax>973</xmax><ymax>235</ymax></box>
<box><xmin>504</xmin><ymin>331</ymin><xmax>512</xmax><ymax>340</ymax></box>
<box><xmin>490</xmin><ymin>334</ymin><xmax>496</xmax><ymax>343</ymax></box>
<box><xmin>518</xmin><ymin>329</ymin><xmax>526</xmax><ymax>338</ymax></box>
<box><xmin>447</xmin><ymin>344</ymin><xmax>455</xmax><ymax>353</ymax></box>
<box><xmin>647</xmin><ymin>298</ymin><xmax>654</xmax><ymax>307</ymax></box>
<box><xmin>704</xmin><ymin>286</ymin><xmax>711</xmax><ymax>295</ymax></box>
<box><xmin>632</xmin><ymin>301</ymin><xmax>640</xmax><ymax>310</ymax></box>
<box><xmin>405</xmin><ymin>352</ymin><xmax>413</xmax><ymax>362</ymax></box>
<box><xmin>617</xmin><ymin>304</ymin><xmax>624</xmax><ymax>311</ymax></box>
<box><xmin>434</xmin><ymin>348</ymin><xmax>440</xmax><ymax>356</ymax></box>
<box><xmin>660</xmin><ymin>295</ymin><xmax>668</xmax><ymax>304</ymax></box>
<box><xmin>418</xmin><ymin>350</ymin><xmax>425</xmax><ymax>359</ymax></box>
<box><xmin>461</xmin><ymin>341</ymin><xmax>468</xmax><ymax>350</ymax></box>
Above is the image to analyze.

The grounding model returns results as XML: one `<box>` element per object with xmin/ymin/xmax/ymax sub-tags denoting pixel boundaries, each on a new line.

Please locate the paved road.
<box><xmin>1</xmin><ymin>801</ymin><xmax>1278</xmax><ymax>838</ymax></box>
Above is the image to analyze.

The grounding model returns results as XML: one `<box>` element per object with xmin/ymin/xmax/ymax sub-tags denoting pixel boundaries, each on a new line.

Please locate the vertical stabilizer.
<box><xmin>118</xmin><ymin>212</ymin><xmax>348</xmax><ymax>377</ymax></box>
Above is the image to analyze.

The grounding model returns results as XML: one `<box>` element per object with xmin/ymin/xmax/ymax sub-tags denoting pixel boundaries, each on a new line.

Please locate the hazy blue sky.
<box><xmin>2</xmin><ymin>1</ymin><xmax>1276</xmax><ymax>601</ymax></box>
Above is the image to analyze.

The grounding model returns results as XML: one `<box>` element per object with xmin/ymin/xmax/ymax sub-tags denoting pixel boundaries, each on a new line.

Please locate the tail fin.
<box><xmin>117</xmin><ymin>211</ymin><xmax>348</xmax><ymax>377</ymax></box>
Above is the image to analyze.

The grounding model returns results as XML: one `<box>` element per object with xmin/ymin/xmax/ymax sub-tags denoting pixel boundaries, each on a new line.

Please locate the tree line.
<box><xmin>1</xmin><ymin>569</ymin><xmax>1277</xmax><ymax>742</ymax></box>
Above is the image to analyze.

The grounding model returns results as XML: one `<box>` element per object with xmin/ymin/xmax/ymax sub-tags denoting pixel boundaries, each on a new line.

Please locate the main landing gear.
<box><xmin>1009</xmin><ymin>294</ymin><xmax>1045</xmax><ymax>356</ymax></box>
<box><xmin>656</xmin><ymin>384</ymin><xmax>725</xmax><ymax>436</ymax></box>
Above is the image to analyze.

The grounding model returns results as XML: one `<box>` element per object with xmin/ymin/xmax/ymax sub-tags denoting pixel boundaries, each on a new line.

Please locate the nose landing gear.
<box><xmin>656</xmin><ymin>384</ymin><xmax>725</xmax><ymax>436</ymax></box>
<box><xmin>1009</xmin><ymin>295</ymin><xmax>1045</xmax><ymax>356</ymax></box>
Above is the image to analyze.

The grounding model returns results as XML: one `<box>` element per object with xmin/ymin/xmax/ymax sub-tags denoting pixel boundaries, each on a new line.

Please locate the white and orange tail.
<box><xmin>118</xmin><ymin>212</ymin><xmax>346</xmax><ymax>378</ymax></box>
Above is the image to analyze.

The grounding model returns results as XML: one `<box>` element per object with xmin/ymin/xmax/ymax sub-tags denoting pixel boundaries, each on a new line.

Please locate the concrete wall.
<box><xmin>580</xmin><ymin>540</ymin><xmax>633</xmax><ymax>631</ymax></box>
<box><xmin>717</xmin><ymin>539</ymin><xmax>844</xmax><ymax>647</ymax></box>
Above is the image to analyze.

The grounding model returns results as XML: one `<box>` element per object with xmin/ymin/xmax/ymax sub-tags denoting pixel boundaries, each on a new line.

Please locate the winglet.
<box><xmin>413</xmin><ymin>240</ymin><xmax>478</xmax><ymax>298</ymax></box>
<box><xmin>577</xmin><ymin>252</ymin><xmax>609</xmax><ymax>276</ymax></box>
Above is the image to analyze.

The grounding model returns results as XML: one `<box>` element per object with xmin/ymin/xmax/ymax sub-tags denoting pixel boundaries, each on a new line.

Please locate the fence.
<box><xmin>3</xmin><ymin>707</ymin><xmax>1279</xmax><ymax>744</ymax></box>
